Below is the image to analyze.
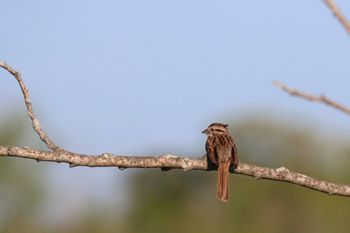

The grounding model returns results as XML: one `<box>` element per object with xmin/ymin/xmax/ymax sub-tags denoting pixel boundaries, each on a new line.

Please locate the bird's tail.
<box><xmin>216</xmin><ymin>162</ymin><xmax>230</xmax><ymax>202</ymax></box>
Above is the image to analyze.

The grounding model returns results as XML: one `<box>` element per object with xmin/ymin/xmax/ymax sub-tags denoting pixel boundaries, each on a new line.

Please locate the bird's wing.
<box><xmin>206</xmin><ymin>137</ymin><xmax>217</xmax><ymax>164</ymax></box>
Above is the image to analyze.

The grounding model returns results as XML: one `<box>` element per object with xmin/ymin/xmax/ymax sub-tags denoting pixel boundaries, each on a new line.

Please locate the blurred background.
<box><xmin>1</xmin><ymin>0</ymin><xmax>350</xmax><ymax>232</ymax></box>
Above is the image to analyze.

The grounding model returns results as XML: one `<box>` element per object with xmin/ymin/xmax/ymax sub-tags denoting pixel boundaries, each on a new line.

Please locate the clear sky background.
<box><xmin>1</xmin><ymin>0</ymin><xmax>350</xmax><ymax>222</ymax></box>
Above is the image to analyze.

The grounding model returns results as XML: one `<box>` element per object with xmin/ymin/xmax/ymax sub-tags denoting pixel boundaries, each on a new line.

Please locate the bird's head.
<box><xmin>202</xmin><ymin>123</ymin><xmax>229</xmax><ymax>136</ymax></box>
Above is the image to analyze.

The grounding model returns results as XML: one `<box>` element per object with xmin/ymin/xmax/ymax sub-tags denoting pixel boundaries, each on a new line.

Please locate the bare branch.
<box><xmin>0</xmin><ymin>61</ymin><xmax>60</xmax><ymax>151</ymax></box>
<box><xmin>1</xmin><ymin>60</ymin><xmax>350</xmax><ymax>198</ymax></box>
<box><xmin>0</xmin><ymin>145</ymin><xmax>349</xmax><ymax>197</ymax></box>
<box><xmin>274</xmin><ymin>81</ymin><xmax>350</xmax><ymax>116</ymax></box>
<box><xmin>324</xmin><ymin>0</ymin><xmax>350</xmax><ymax>35</ymax></box>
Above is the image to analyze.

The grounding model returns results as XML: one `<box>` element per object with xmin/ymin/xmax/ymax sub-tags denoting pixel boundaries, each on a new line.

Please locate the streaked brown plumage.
<box><xmin>202</xmin><ymin>123</ymin><xmax>238</xmax><ymax>201</ymax></box>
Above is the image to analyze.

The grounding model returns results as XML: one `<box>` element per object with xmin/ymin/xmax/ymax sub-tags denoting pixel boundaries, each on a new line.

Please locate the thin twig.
<box><xmin>0</xmin><ymin>146</ymin><xmax>349</xmax><ymax>197</ymax></box>
<box><xmin>324</xmin><ymin>0</ymin><xmax>350</xmax><ymax>34</ymax></box>
<box><xmin>0</xmin><ymin>61</ymin><xmax>60</xmax><ymax>151</ymax></box>
<box><xmin>1</xmin><ymin>61</ymin><xmax>350</xmax><ymax>198</ymax></box>
<box><xmin>274</xmin><ymin>81</ymin><xmax>350</xmax><ymax>116</ymax></box>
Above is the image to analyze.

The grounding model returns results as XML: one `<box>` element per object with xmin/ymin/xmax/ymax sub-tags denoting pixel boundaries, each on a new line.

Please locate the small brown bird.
<box><xmin>202</xmin><ymin>123</ymin><xmax>238</xmax><ymax>202</ymax></box>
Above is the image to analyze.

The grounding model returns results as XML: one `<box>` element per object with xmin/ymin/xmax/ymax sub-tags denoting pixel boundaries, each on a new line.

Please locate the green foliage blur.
<box><xmin>1</xmin><ymin>114</ymin><xmax>350</xmax><ymax>233</ymax></box>
<box><xmin>0</xmin><ymin>113</ymin><xmax>46</xmax><ymax>232</ymax></box>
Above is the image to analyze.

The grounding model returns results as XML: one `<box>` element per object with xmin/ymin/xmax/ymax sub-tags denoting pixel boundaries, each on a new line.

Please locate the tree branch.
<box><xmin>323</xmin><ymin>0</ymin><xmax>350</xmax><ymax>35</ymax></box>
<box><xmin>0</xmin><ymin>145</ymin><xmax>349</xmax><ymax>196</ymax></box>
<box><xmin>0</xmin><ymin>61</ymin><xmax>60</xmax><ymax>151</ymax></box>
<box><xmin>1</xmin><ymin>61</ymin><xmax>350</xmax><ymax>198</ymax></box>
<box><xmin>274</xmin><ymin>81</ymin><xmax>350</xmax><ymax>116</ymax></box>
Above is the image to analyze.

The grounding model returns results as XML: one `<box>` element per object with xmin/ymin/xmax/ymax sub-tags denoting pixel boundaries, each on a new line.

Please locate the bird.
<box><xmin>202</xmin><ymin>123</ymin><xmax>238</xmax><ymax>202</ymax></box>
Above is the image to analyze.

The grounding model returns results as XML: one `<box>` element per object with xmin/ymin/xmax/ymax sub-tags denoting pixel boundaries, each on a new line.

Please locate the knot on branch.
<box><xmin>275</xmin><ymin>166</ymin><xmax>290</xmax><ymax>178</ymax></box>
<box><xmin>7</xmin><ymin>146</ymin><xmax>15</xmax><ymax>155</ymax></box>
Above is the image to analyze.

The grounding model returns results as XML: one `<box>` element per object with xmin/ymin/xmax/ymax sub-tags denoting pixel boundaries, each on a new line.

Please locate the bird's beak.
<box><xmin>202</xmin><ymin>129</ymin><xmax>208</xmax><ymax>134</ymax></box>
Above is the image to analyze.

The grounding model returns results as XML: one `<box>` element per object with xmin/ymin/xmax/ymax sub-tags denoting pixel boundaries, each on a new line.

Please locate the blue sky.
<box><xmin>1</xmin><ymin>0</ymin><xmax>350</xmax><ymax>219</ymax></box>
